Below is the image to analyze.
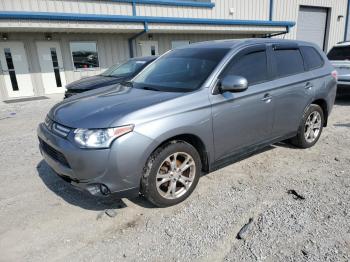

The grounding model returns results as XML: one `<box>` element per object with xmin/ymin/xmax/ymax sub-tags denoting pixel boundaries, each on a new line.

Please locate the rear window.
<box><xmin>274</xmin><ymin>49</ymin><xmax>305</xmax><ymax>78</ymax></box>
<box><xmin>300</xmin><ymin>46</ymin><xmax>324</xmax><ymax>70</ymax></box>
<box><xmin>327</xmin><ymin>46</ymin><xmax>350</xmax><ymax>60</ymax></box>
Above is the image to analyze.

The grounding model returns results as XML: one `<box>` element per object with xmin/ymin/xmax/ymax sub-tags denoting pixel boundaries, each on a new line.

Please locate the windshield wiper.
<box><xmin>140</xmin><ymin>86</ymin><xmax>160</xmax><ymax>91</ymax></box>
<box><xmin>121</xmin><ymin>81</ymin><xmax>133</xmax><ymax>87</ymax></box>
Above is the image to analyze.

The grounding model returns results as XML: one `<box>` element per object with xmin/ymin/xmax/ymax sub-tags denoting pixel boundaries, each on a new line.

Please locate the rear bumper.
<box><xmin>37</xmin><ymin>123</ymin><xmax>155</xmax><ymax>198</ymax></box>
<box><xmin>337</xmin><ymin>81</ymin><xmax>350</xmax><ymax>95</ymax></box>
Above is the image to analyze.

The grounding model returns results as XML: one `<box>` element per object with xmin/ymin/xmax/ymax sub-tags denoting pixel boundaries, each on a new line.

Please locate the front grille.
<box><xmin>39</xmin><ymin>138</ymin><xmax>71</xmax><ymax>168</ymax></box>
<box><xmin>44</xmin><ymin>116</ymin><xmax>71</xmax><ymax>138</ymax></box>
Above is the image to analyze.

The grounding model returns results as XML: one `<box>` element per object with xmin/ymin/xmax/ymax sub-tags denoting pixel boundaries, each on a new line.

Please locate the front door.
<box><xmin>36</xmin><ymin>41</ymin><xmax>66</xmax><ymax>94</ymax></box>
<box><xmin>210</xmin><ymin>45</ymin><xmax>274</xmax><ymax>161</ymax></box>
<box><xmin>0</xmin><ymin>41</ymin><xmax>34</xmax><ymax>98</ymax></box>
<box><xmin>140</xmin><ymin>41</ymin><xmax>159</xmax><ymax>56</ymax></box>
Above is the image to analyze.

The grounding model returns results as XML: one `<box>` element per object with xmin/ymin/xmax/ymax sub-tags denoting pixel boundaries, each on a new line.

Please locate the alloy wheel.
<box><xmin>156</xmin><ymin>152</ymin><xmax>196</xmax><ymax>200</ymax></box>
<box><xmin>304</xmin><ymin>111</ymin><xmax>322</xmax><ymax>143</ymax></box>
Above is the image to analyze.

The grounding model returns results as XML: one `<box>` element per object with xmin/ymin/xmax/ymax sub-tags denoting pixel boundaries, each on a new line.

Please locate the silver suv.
<box><xmin>38</xmin><ymin>39</ymin><xmax>337</xmax><ymax>207</ymax></box>
<box><xmin>328</xmin><ymin>42</ymin><xmax>350</xmax><ymax>95</ymax></box>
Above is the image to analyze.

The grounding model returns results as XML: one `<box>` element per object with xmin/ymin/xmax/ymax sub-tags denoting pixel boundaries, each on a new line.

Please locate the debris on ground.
<box><xmin>236</xmin><ymin>218</ymin><xmax>254</xmax><ymax>240</ymax></box>
<box><xmin>334</xmin><ymin>157</ymin><xmax>340</xmax><ymax>162</ymax></box>
<box><xmin>287</xmin><ymin>189</ymin><xmax>306</xmax><ymax>200</ymax></box>
<box><xmin>105</xmin><ymin>209</ymin><xmax>117</xmax><ymax>218</ymax></box>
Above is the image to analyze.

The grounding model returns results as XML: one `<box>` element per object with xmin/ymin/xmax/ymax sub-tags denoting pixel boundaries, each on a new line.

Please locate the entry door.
<box><xmin>140</xmin><ymin>41</ymin><xmax>159</xmax><ymax>56</ymax></box>
<box><xmin>297</xmin><ymin>6</ymin><xmax>328</xmax><ymax>50</ymax></box>
<box><xmin>36</xmin><ymin>41</ymin><xmax>66</xmax><ymax>94</ymax></box>
<box><xmin>210</xmin><ymin>46</ymin><xmax>274</xmax><ymax>161</ymax></box>
<box><xmin>0</xmin><ymin>42</ymin><xmax>34</xmax><ymax>98</ymax></box>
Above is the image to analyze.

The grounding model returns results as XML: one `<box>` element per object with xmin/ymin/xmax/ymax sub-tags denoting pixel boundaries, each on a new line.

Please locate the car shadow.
<box><xmin>36</xmin><ymin>143</ymin><xmax>293</xmax><ymax>210</ymax></box>
<box><xmin>36</xmin><ymin>160</ymin><xmax>126</xmax><ymax>211</ymax></box>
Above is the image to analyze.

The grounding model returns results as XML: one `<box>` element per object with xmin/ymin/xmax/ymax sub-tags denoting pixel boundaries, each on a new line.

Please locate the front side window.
<box><xmin>327</xmin><ymin>46</ymin><xmax>350</xmax><ymax>61</ymax></box>
<box><xmin>70</xmin><ymin>42</ymin><xmax>99</xmax><ymax>70</ymax></box>
<box><xmin>221</xmin><ymin>51</ymin><xmax>268</xmax><ymax>86</ymax></box>
<box><xmin>102</xmin><ymin>60</ymin><xmax>148</xmax><ymax>78</ymax></box>
<box><xmin>274</xmin><ymin>49</ymin><xmax>305</xmax><ymax>78</ymax></box>
<box><xmin>133</xmin><ymin>48</ymin><xmax>229</xmax><ymax>92</ymax></box>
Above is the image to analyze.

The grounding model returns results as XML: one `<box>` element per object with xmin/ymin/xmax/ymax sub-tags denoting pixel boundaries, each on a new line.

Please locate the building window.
<box><xmin>70</xmin><ymin>42</ymin><xmax>99</xmax><ymax>70</ymax></box>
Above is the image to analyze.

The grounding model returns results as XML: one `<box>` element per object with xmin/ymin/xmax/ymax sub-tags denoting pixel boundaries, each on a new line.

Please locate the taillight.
<box><xmin>331</xmin><ymin>70</ymin><xmax>338</xmax><ymax>81</ymax></box>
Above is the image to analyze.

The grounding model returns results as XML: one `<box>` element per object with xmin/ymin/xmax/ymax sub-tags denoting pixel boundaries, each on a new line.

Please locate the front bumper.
<box><xmin>37</xmin><ymin>123</ymin><xmax>155</xmax><ymax>198</ymax></box>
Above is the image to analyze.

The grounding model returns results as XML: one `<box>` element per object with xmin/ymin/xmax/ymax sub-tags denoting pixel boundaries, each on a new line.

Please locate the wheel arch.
<box><xmin>311</xmin><ymin>99</ymin><xmax>328</xmax><ymax>126</ymax></box>
<box><xmin>150</xmin><ymin>134</ymin><xmax>210</xmax><ymax>173</ymax></box>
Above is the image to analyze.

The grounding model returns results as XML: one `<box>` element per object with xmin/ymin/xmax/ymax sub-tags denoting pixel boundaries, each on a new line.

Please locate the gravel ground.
<box><xmin>0</xmin><ymin>94</ymin><xmax>349</xmax><ymax>262</ymax></box>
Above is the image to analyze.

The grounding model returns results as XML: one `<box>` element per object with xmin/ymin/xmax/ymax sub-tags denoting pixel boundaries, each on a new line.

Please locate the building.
<box><xmin>0</xmin><ymin>0</ymin><xmax>348</xmax><ymax>101</ymax></box>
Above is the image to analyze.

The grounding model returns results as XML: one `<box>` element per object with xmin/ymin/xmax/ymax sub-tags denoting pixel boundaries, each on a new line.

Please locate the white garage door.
<box><xmin>296</xmin><ymin>6</ymin><xmax>328</xmax><ymax>50</ymax></box>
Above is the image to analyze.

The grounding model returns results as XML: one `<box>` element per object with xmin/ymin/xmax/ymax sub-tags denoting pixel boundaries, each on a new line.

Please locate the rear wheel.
<box><xmin>141</xmin><ymin>141</ymin><xmax>201</xmax><ymax>207</ymax></box>
<box><xmin>291</xmin><ymin>104</ymin><xmax>324</xmax><ymax>148</ymax></box>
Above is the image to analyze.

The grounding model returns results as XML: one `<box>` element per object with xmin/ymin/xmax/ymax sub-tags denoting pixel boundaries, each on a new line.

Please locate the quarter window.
<box><xmin>300</xmin><ymin>46</ymin><xmax>324</xmax><ymax>70</ymax></box>
<box><xmin>274</xmin><ymin>49</ymin><xmax>305</xmax><ymax>77</ymax></box>
<box><xmin>222</xmin><ymin>51</ymin><xmax>268</xmax><ymax>86</ymax></box>
<box><xmin>70</xmin><ymin>42</ymin><xmax>99</xmax><ymax>70</ymax></box>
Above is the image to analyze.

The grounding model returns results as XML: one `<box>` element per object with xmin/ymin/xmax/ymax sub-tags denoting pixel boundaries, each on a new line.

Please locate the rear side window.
<box><xmin>222</xmin><ymin>51</ymin><xmax>268</xmax><ymax>86</ymax></box>
<box><xmin>327</xmin><ymin>46</ymin><xmax>350</xmax><ymax>60</ymax></box>
<box><xmin>301</xmin><ymin>46</ymin><xmax>324</xmax><ymax>70</ymax></box>
<box><xmin>274</xmin><ymin>49</ymin><xmax>305</xmax><ymax>78</ymax></box>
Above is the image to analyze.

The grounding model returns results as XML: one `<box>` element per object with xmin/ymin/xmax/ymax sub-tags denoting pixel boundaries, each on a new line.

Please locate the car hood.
<box><xmin>49</xmin><ymin>85</ymin><xmax>185</xmax><ymax>128</ymax></box>
<box><xmin>66</xmin><ymin>75</ymin><xmax>127</xmax><ymax>90</ymax></box>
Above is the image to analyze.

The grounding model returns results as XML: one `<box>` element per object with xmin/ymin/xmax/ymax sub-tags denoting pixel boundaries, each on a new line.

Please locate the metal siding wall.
<box><xmin>273</xmin><ymin>0</ymin><xmax>347</xmax><ymax>51</ymax></box>
<box><xmin>0</xmin><ymin>0</ymin><xmax>133</xmax><ymax>15</ymax></box>
<box><xmin>0</xmin><ymin>0</ymin><xmax>270</xmax><ymax>20</ymax></box>
<box><xmin>136</xmin><ymin>0</ymin><xmax>270</xmax><ymax>20</ymax></box>
<box><xmin>135</xmin><ymin>33</ymin><xmax>249</xmax><ymax>56</ymax></box>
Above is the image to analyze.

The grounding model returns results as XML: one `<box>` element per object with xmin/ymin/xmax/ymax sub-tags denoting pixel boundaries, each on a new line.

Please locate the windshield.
<box><xmin>101</xmin><ymin>59</ymin><xmax>149</xmax><ymax>77</ymax></box>
<box><xmin>327</xmin><ymin>46</ymin><xmax>350</xmax><ymax>60</ymax></box>
<box><xmin>133</xmin><ymin>48</ymin><xmax>230</xmax><ymax>92</ymax></box>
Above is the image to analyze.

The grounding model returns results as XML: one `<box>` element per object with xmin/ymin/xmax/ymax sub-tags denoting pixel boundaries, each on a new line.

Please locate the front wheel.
<box><xmin>141</xmin><ymin>141</ymin><xmax>201</xmax><ymax>207</ymax></box>
<box><xmin>290</xmin><ymin>104</ymin><xmax>324</xmax><ymax>148</ymax></box>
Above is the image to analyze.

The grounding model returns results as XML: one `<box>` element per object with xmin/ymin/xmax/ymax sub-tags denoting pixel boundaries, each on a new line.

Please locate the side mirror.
<box><xmin>219</xmin><ymin>75</ymin><xmax>248</xmax><ymax>93</ymax></box>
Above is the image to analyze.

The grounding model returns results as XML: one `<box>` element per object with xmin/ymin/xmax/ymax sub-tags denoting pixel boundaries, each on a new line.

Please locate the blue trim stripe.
<box><xmin>344</xmin><ymin>0</ymin><xmax>350</xmax><ymax>41</ymax></box>
<box><xmin>269</xmin><ymin>0</ymin><xmax>274</xmax><ymax>21</ymax></box>
<box><xmin>132</xmin><ymin>1</ymin><xmax>137</xmax><ymax>16</ymax></box>
<box><xmin>0</xmin><ymin>11</ymin><xmax>295</xmax><ymax>28</ymax></box>
<box><xmin>111</xmin><ymin>0</ymin><xmax>215</xmax><ymax>8</ymax></box>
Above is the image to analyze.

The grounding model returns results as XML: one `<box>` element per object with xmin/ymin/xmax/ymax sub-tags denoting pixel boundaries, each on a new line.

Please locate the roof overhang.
<box><xmin>0</xmin><ymin>11</ymin><xmax>295</xmax><ymax>35</ymax></box>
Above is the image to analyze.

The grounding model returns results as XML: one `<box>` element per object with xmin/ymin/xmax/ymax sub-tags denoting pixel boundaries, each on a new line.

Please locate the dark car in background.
<box><xmin>64</xmin><ymin>56</ymin><xmax>157</xmax><ymax>98</ymax></box>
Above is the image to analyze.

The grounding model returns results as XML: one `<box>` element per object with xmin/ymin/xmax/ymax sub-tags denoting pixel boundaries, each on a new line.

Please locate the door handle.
<box><xmin>261</xmin><ymin>93</ymin><xmax>272</xmax><ymax>103</ymax></box>
<box><xmin>305</xmin><ymin>82</ymin><xmax>313</xmax><ymax>89</ymax></box>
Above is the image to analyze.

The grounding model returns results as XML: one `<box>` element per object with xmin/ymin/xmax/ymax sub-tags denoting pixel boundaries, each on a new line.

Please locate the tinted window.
<box><xmin>222</xmin><ymin>51</ymin><xmax>268</xmax><ymax>85</ymax></box>
<box><xmin>70</xmin><ymin>42</ymin><xmax>99</xmax><ymax>69</ymax></box>
<box><xmin>327</xmin><ymin>46</ymin><xmax>350</xmax><ymax>60</ymax></box>
<box><xmin>301</xmin><ymin>46</ymin><xmax>324</xmax><ymax>70</ymax></box>
<box><xmin>274</xmin><ymin>49</ymin><xmax>305</xmax><ymax>77</ymax></box>
<box><xmin>133</xmin><ymin>48</ymin><xmax>229</xmax><ymax>92</ymax></box>
<box><xmin>102</xmin><ymin>60</ymin><xmax>149</xmax><ymax>77</ymax></box>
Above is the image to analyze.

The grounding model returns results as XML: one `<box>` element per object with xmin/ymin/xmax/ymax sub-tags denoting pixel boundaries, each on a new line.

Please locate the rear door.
<box><xmin>210</xmin><ymin>45</ymin><xmax>274</xmax><ymax>161</ymax></box>
<box><xmin>268</xmin><ymin>43</ymin><xmax>315</xmax><ymax>137</ymax></box>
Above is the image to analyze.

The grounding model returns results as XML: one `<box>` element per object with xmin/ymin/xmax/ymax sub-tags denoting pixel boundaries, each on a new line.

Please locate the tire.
<box><xmin>290</xmin><ymin>104</ymin><xmax>324</xmax><ymax>148</ymax></box>
<box><xmin>141</xmin><ymin>141</ymin><xmax>202</xmax><ymax>207</ymax></box>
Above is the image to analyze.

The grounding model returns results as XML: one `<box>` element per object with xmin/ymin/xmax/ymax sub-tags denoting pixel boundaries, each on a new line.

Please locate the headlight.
<box><xmin>74</xmin><ymin>125</ymin><xmax>134</xmax><ymax>148</ymax></box>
